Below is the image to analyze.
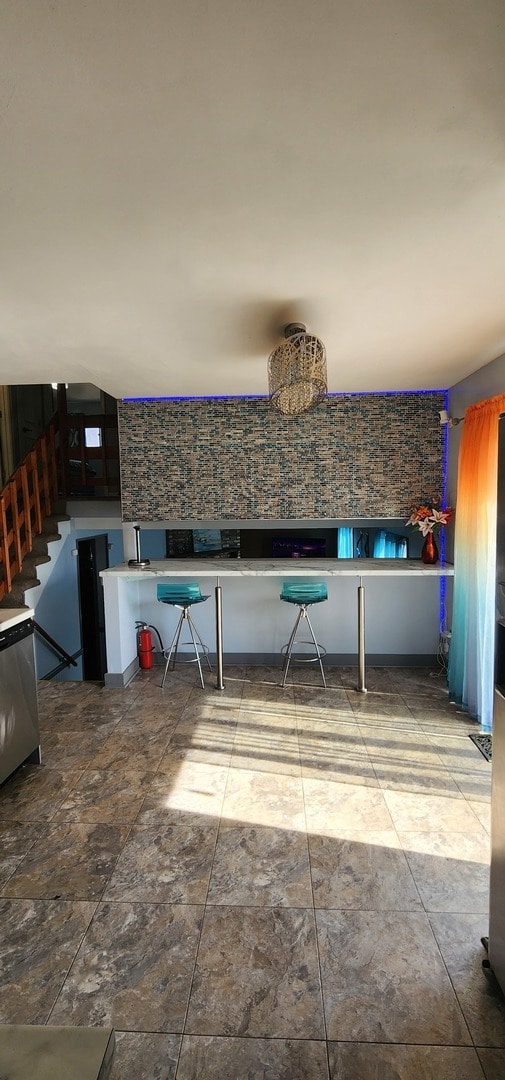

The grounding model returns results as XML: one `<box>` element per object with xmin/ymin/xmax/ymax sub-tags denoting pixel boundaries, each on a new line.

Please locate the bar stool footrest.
<box><xmin>281</xmin><ymin>641</ymin><xmax>327</xmax><ymax>663</ymax></box>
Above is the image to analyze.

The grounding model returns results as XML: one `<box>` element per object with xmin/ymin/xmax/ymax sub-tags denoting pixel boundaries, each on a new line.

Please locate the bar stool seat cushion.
<box><xmin>280</xmin><ymin>582</ymin><xmax>328</xmax><ymax>605</ymax></box>
<box><xmin>157</xmin><ymin>583</ymin><xmax>209</xmax><ymax>605</ymax></box>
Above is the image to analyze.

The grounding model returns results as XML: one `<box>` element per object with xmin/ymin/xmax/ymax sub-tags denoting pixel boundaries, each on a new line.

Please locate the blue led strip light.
<box><xmin>122</xmin><ymin>388</ymin><xmax>447</xmax><ymax>403</ymax></box>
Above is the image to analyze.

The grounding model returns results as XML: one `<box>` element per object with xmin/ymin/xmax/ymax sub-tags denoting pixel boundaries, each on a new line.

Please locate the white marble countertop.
<box><xmin>101</xmin><ymin>558</ymin><xmax>454</xmax><ymax>578</ymax></box>
<box><xmin>0</xmin><ymin>607</ymin><xmax>34</xmax><ymax>631</ymax></box>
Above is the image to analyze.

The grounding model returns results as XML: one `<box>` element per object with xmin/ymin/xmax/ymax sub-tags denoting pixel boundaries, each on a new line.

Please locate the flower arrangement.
<box><xmin>406</xmin><ymin>500</ymin><xmax>454</xmax><ymax>537</ymax></box>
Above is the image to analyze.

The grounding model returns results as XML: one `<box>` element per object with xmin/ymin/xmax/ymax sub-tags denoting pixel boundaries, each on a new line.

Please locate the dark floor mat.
<box><xmin>469</xmin><ymin>732</ymin><xmax>492</xmax><ymax>761</ymax></box>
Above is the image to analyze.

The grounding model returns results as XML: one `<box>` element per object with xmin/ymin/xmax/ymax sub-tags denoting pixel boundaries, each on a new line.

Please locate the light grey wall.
<box><xmin>33</xmin><ymin>527</ymin><xmax>124</xmax><ymax>680</ymax></box>
<box><xmin>443</xmin><ymin>351</ymin><xmax>505</xmax><ymax>627</ymax></box>
<box><xmin>448</xmin><ymin>351</ymin><xmax>505</xmax><ymax>507</ymax></box>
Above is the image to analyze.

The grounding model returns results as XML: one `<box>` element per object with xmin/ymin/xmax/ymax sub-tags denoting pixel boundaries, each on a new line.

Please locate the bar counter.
<box><xmin>101</xmin><ymin>558</ymin><xmax>453</xmax><ymax>690</ymax></box>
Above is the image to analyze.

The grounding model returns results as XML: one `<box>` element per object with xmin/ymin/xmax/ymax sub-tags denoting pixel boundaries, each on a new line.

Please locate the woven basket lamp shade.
<box><xmin>268</xmin><ymin>323</ymin><xmax>327</xmax><ymax>417</ymax></box>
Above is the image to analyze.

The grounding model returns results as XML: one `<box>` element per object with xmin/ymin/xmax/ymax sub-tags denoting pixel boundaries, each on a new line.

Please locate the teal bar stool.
<box><xmin>157</xmin><ymin>583</ymin><xmax>212</xmax><ymax>689</ymax></box>
<box><xmin>280</xmin><ymin>582</ymin><xmax>328</xmax><ymax>688</ymax></box>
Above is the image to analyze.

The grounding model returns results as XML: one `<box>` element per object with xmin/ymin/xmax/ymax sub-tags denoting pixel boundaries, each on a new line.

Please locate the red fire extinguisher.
<box><xmin>136</xmin><ymin>622</ymin><xmax>155</xmax><ymax>670</ymax></box>
<box><xmin>135</xmin><ymin>621</ymin><xmax>163</xmax><ymax>671</ymax></box>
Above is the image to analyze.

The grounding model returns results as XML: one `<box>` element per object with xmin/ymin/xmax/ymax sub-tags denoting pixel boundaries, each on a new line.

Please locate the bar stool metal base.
<box><xmin>281</xmin><ymin>604</ymin><xmax>327</xmax><ymax>688</ymax></box>
<box><xmin>161</xmin><ymin>607</ymin><xmax>212</xmax><ymax>690</ymax></box>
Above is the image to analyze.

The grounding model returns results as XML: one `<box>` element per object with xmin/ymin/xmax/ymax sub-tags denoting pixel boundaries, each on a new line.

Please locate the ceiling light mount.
<box><xmin>268</xmin><ymin>323</ymin><xmax>327</xmax><ymax>417</ymax></box>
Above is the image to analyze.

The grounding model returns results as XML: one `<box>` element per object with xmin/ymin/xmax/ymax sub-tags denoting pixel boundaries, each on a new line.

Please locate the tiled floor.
<box><xmin>1</xmin><ymin>663</ymin><xmax>505</xmax><ymax>1078</ymax></box>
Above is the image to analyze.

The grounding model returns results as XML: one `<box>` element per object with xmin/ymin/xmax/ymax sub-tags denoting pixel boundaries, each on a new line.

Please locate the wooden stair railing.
<box><xmin>0</xmin><ymin>419</ymin><xmax>59</xmax><ymax>601</ymax></box>
<box><xmin>0</xmin><ymin>407</ymin><xmax>120</xmax><ymax>602</ymax></box>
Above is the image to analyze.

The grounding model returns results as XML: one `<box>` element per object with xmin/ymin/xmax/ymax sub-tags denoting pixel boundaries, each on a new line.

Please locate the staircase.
<box><xmin>0</xmin><ymin>406</ymin><xmax>118</xmax><ymax>606</ymax></box>
<box><xmin>0</xmin><ymin>505</ymin><xmax>70</xmax><ymax>609</ymax></box>
<box><xmin>0</xmin><ymin>419</ymin><xmax>60</xmax><ymax>606</ymax></box>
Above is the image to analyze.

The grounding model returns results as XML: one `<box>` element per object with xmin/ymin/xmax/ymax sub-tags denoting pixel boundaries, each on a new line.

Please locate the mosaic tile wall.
<box><xmin>118</xmin><ymin>392</ymin><xmax>446</xmax><ymax>521</ymax></box>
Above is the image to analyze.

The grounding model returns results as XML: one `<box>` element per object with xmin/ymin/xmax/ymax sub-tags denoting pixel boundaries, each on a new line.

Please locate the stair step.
<box><xmin>0</xmin><ymin>507</ymin><xmax>69</xmax><ymax>608</ymax></box>
<box><xmin>43</xmin><ymin>515</ymin><xmax>70</xmax><ymax>532</ymax></box>
<box><xmin>18</xmin><ymin>554</ymin><xmax>51</xmax><ymax>576</ymax></box>
<box><xmin>31</xmin><ymin>535</ymin><xmax>60</xmax><ymax>556</ymax></box>
<box><xmin>0</xmin><ymin>592</ymin><xmax>33</xmax><ymax>609</ymax></box>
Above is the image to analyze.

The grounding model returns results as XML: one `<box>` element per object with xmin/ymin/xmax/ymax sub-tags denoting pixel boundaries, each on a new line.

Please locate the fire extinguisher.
<box><xmin>135</xmin><ymin>622</ymin><xmax>163</xmax><ymax>670</ymax></box>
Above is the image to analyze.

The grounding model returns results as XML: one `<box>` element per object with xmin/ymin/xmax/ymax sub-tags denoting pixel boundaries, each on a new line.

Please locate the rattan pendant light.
<box><xmin>268</xmin><ymin>323</ymin><xmax>327</xmax><ymax>417</ymax></box>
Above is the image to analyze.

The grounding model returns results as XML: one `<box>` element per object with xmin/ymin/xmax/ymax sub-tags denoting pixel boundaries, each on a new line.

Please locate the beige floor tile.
<box><xmin>328</xmin><ymin>1042</ymin><xmax>485</xmax><ymax>1079</ymax></box>
<box><xmin>89</xmin><ymin>730</ymin><xmax>171</xmax><ymax>771</ymax></box>
<box><xmin>49</xmin><ymin>901</ymin><xmax>203</xmax><ymax>1032</ymax></box>
<box><xmin>470</xmin><ymin>800</ymin><xmax>492</xmax><ymax>832</ymax></box>
<box><xmin>301</xmin><ymin>752</ymin><xmax>379</xmax><ymax>787</ymax></box>
<box><xmin>428</xmin><ymin>734</ymin><xmax>492</xmax><ymax>771</ymax></box>
<box><xmin>207</xmin><ymin>825</ymin><xmax>312</xmax><ymax>907</ymax></box>
<box><xmin>404</xmin><ymin>695</ymin><xmax>472</xmax><ymax>724</ymax></box>
<box><xmin>359</xmin><ymin>724</ymin><xmax>460</xmax><ymax>795</ymax></box>
<box><xmin>3</xmin><ymin>665</ymin><xmax>494</xmax><ymax>1066</ymax></box>
<box><xmin>455</xmin><ymin>771</ymin><xmax>493</xmax><ymax>801</ymax></box>
<box><xmin>388</xmin><ymin>667</ymin><xmax>451</xmax><ymax>696</ymax></box>
<box><xmin>383</xmin><ymin>789</ymin><xmax>484</xmax><ymax>834</ymax></box>
<box><xmin>1</xmin><ymin>822</ymin><xmax>130</xmax><ymax>901</ymax></box>
<box><xmin>0</xmin><ymin>898</ymin><xmax>96</xmax><ymax>1024</ymax></box>
<box><xmin>241</xmin><ymin>683</ymin><xmax>295</xmax><ymax>706</ymax></box>
<box><xmin>177</xmin><ymin>1035</ymin><xmax>330</xmax><ymax>1079</ymax></box>
<box><xmin>170</xmin><ymin>715</ymin><xmax>237</xmax><ymax>746</ymax></box>
<box><xmin>103</xmin><ymin>823</ymin><xmax>217</xmax><ymax>903</ymax></box>
<box><xmin>429</xmin><ymin>913</ymin><xmax>505</xmax><ymax>1048</ymax></box>
<box><xmin>309</xmin><ymin>832</ymin><xmax>422</xmax><ymax>911</ymax></box>
<box><xmin>232</xmin><ymin>714</ymin><xmax>301</xmax><ymax>775</ymax></box>
<box><xmin>303</xmin><ymin>778</ymin><xmax>392</xmax><ymax>838</ymax></box>
<box><xmin>40</xmin><ymin>729</ymin><xmax>114</xmax><ymax>770</ymax></box>
<box><xmin>400</xmin><ymin>830</ymin><xmax>490</xmax><ymax>913</ymax></box>
<box><xmin>346</xmin><ymin>691</ymin><xmax>415</xmax><ymax>719</ymax></box>
<box><xmin>52</xmin><ymin>767</ymin><xmax>156</xmax><ymax>824</ymax></box>
<box><xmin>179</xmin><ymin>699</ymin><xmax>241</xmax><ymax>723</ymax></box>
<box><xmin>185</xmin><ymin>906</ymin><xmax>324</xmax><ymax>1038</ymax></box>
<box><xmin>372</xmin><ymin>759</ymin><xmax>462</xmax><ymax>796</ymax></box>
<box><xmin>221</xmin><ymin>768</ymin><xmax>306</xmax><ymax>830</ymax></box>
<box><xmin>238</xmin><ymin>697</ymin><xmax>297</xmax><ymax>727</ymax></box>
<box><xmin>294</xmin><ymin>686</ymin><xmax>354</xmax><ymax>716</ymax></box>
<box><xmin>137</xmin><ymin>760</ymin><xmax>229</xmax><ymax>826</ymax></box>
<box><xmin>316</xmin><ymin>908</ymin><xmax>471</xmax><ymax>1044</ymax></box>
<box><xmin>237</xmin><ymin>704</ymin><xmax>298</xmax><ymax>732</ymax></box>
<box><xmin>0</xmin><ymin>822</ymin><xmax>45</xmax><ymax>888</ymax></box>
<box><xmin>359</xmin><ymin>725</ymin><xmax>446</xmax><ymax>764</ymax></box>
<box><xmin>477</xmin><ymin>1048</ymin><xmax>505</xmax><ymax>1080</ymax></box>
<box><xmin>0</xmin><ymin>765</ymin><xmax>83</xmax><ymax>822</ymax></box>
<box><xmin>110</xmin><ymin>1032</ymin><xmax>181</xmax><ymax>1080</ymax></box>
<box><xmin>339</xmin><ymin>667</ymin><xmax>396</xmax><ymax>692</ymax></box>
<box><xmin>298</xmin><ymin>718</ymin><xmax>368</xmax><ymax>773</ymax></box>
<box><xmin>230</xmin><ymin>747</ymin><xmax>301</xmax><ymax>777</ymax></box>
<box><xmin>117</xmin><ymin>708</ymin><xmax>180</xmax><ymax>735</ymax></box>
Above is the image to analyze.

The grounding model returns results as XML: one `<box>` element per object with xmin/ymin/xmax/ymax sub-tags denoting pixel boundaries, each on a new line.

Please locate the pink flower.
<box><xmin>406</xmin><ymin>502</ymin><xmax>454</xmax><ymax>535</ymax></box>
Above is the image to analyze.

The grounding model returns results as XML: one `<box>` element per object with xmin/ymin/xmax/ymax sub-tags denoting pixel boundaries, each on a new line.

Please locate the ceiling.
<box><xmin>2</xmin><ymin>0</ymin><xmax>505</xmax><ymax>401</ymax></box>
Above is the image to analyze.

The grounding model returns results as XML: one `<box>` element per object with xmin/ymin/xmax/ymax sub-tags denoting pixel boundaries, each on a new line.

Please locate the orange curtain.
<box><xmin>448</xmin><ymin>393</ymin><xmax>505</xmax><ymax>730</ymax></box>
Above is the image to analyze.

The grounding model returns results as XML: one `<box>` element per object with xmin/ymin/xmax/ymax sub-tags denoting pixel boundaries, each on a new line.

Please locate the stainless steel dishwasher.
<box><xmin>0</xmin><ymin>615</ymin><xmax>41</xmax><ymax>785</ymax></box>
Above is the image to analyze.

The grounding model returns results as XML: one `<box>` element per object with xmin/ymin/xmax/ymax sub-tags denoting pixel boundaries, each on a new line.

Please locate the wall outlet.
<box><xmin>440</xmin><ymin>630</ymin><xmax>452</xmax><ymax>655</ymax></box>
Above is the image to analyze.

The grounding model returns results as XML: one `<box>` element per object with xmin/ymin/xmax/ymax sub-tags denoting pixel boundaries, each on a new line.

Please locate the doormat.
<box><xmin>469</xmin><ymin>733</ymin><xmax>492</xmax><ymax>761</ymax></box>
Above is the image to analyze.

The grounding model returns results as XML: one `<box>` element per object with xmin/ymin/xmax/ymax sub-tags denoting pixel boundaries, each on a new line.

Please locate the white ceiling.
<box><xmin>2</xmin><ymin>0</ymin><xmax>505</xmax><ymax>400</ymax></box>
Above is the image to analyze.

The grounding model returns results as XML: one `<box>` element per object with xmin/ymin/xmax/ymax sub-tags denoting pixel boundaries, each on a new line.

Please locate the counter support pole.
<box><xmin>214</xmin><ymin>578</ymin><xmax>225</xmax><ymax>690</ymax></box>
<box><xmin>357</xmin><ymin>577</ymin><xmax>367</xmax><ymax>693</ymax></box>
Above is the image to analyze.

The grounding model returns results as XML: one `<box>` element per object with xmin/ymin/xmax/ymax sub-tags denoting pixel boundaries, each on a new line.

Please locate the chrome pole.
<box><xmin>357</xmin><ymin>577</ymin><xmax>367</xmax><ymax>692</ymax></box>
<box><xmin>214</xmin><ymin>578</ymin><xmax>225</xmax><ymax>690</ymax></box>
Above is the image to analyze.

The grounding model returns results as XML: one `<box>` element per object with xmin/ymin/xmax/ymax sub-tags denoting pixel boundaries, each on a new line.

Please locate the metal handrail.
<box><xmin>33</xmin><ymin>620</ymin><xmax>78</xmax><ymax>668</ymax></box>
